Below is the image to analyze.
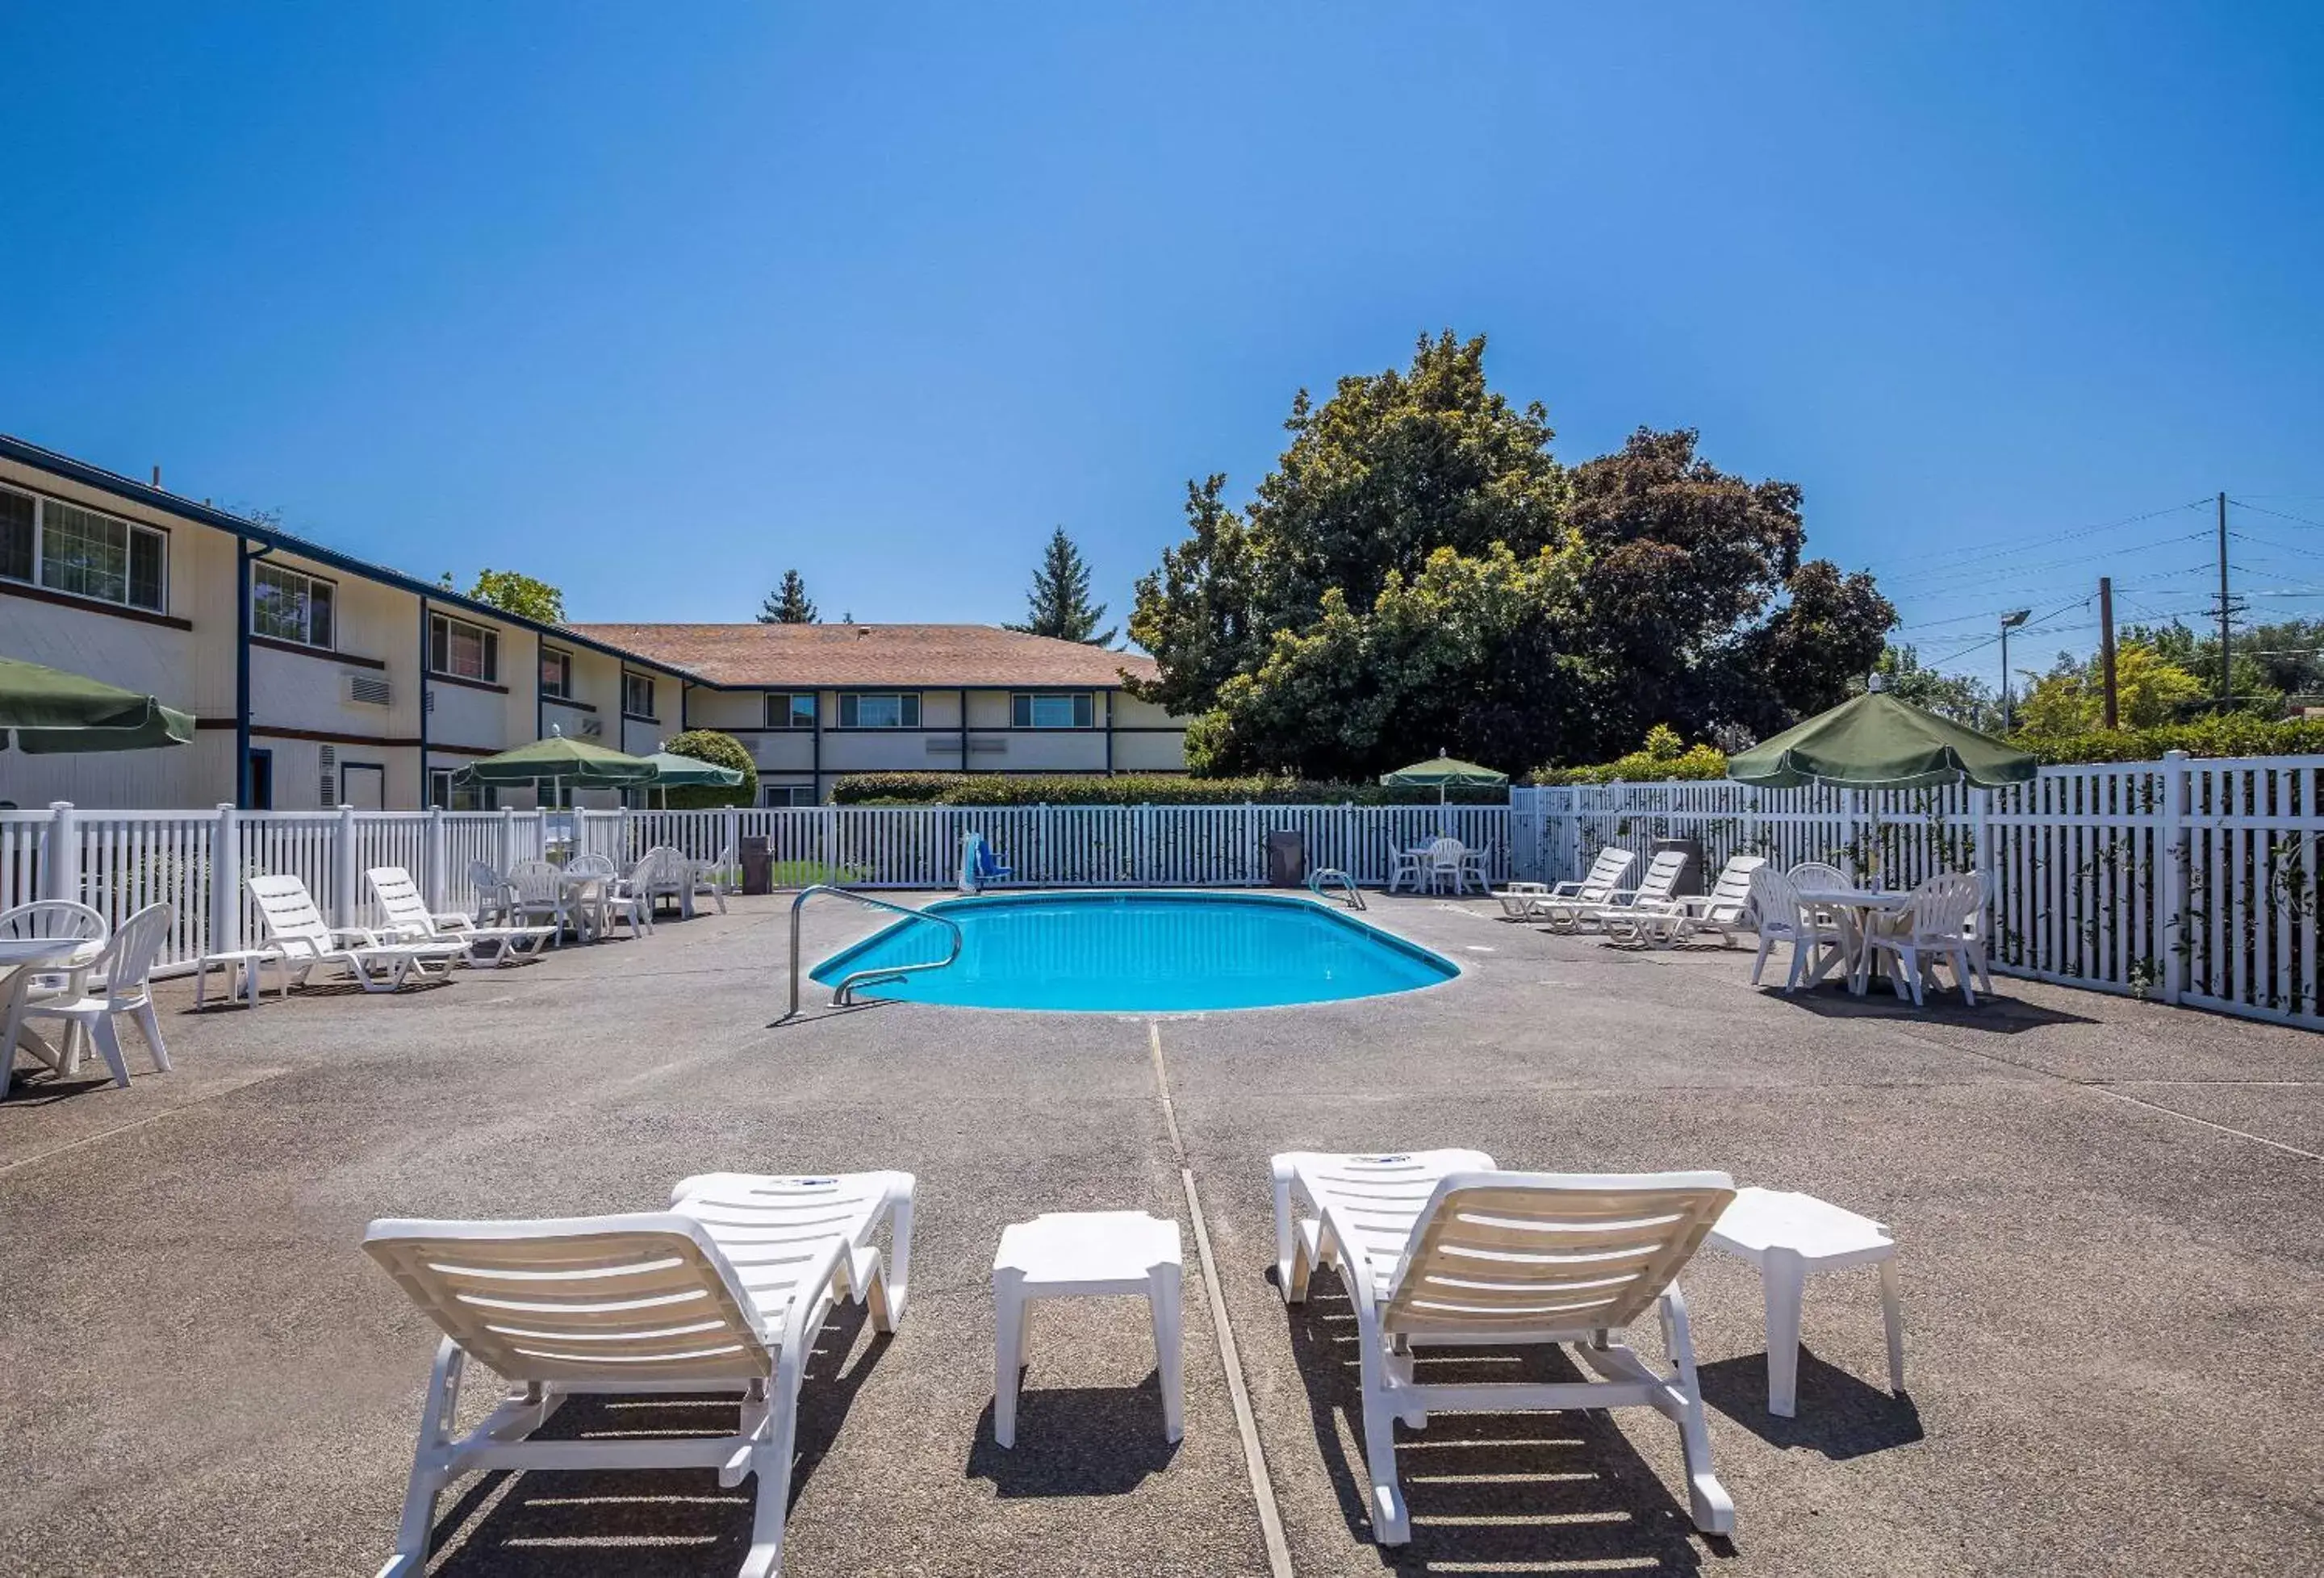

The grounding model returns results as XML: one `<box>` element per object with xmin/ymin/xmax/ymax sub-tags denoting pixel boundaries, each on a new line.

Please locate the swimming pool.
<box><xmin>809</xmin><ymin>890</ymin><xmax>1459</xmax><ymax>1012</ymax></box>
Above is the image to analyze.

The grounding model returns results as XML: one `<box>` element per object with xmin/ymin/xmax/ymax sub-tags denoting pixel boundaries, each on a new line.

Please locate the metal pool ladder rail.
<box><xmin>788</xmin><ymin>885</ymin><xmax>964</xmax><ymax>1014</ymax></box>
<box><xmin>1307</xmin><ymin>867</ymin><xmax>1365</xmax><ymax>909</ymax></box>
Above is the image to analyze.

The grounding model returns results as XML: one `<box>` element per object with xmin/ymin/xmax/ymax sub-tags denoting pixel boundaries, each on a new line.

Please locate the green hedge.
<box><xmin>828</xmin><ymin>772</ymin><xmax>1508</xmax><ymax>807</ymax></box>
<box><xmin>1528</xmin><ymin>714</ymin><xmax>2324</xmax><ymax>784</ymax></box>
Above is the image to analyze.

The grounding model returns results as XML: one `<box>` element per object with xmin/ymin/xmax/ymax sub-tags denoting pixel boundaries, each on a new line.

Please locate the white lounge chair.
<box><xmin>1539</xmin><ymin>847</ymin><xmax>1686</xmax><ymax>933</ymax></box>
<box><xmin>1748</xmin><ymin>864</ymin><xmax>1846</xmax><ymax>991</ymax></box>
<box><xmin>1864</xmin><ymin>873</ymin><xmax>1983</xmax><ymax>1007</ymax></box>
<box><xmin>1496</xmin><ymin>846</ymin><xmax>1633</xmax><ymax>920</ymax></box>
<box><xmin>248</xmin><ymin>875</ymin><xmax>458</xmax><ymax>992</ymax></box>
<box><xmin>363</xmin><ymin>1168</ymin><xmax>914</xmax><ymax>1578</ymax></box>
<box><xmin>1608</xmin><ymin>854</ymin><xmax>1767</xmax><ymax>946</ymax></box>
<box><xmin>366</xmin><ymin>867</ymin><xmax>554</xmax><ymax>967</ymax></box>
<box><xmin>3</xmin><ymin>902</ymin><xmax>173</xmax><ymax>1089</ymax></box>
<box><xmin>1271</xmin><ymin>1149</ymin><xmax>1737</xmax><ymax>1543</ymax></box>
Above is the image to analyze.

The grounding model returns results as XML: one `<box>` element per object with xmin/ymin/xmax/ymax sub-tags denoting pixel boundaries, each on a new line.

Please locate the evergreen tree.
<box><xmin>1007</xmin><ymin>527</ymin><xmax>1115</xmax><ymax>645</ymax></box>
<box><xmin>759</xmin><ymin>570</ymin><xmax>818</xmax><ymax>624</ymax></box>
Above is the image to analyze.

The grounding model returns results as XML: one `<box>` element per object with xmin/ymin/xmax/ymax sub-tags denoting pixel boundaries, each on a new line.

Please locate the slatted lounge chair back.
<box><xmin>249</xmin><ymin>874</ymin><xmax>336</xmax><ymax>949</ymax></box>
<box><xmin>1704</xmin><ymin>855</ymin><xmax>1766</xmax><ymax>918</ymax></box>
<box><xmin>1636</xmin><ymin>849</ymin><xmax>1688</xmax><ymax>904</ymax></box>
<box><xmin>1383</xmin><ymin>1170</ymin><xmax>1735</xmax><ymax>1338</ymax></box>
<box><xmin>1578</xmin><ymin>847</ymin><xmax>1632</xmax><ymax>898</ymax></box>
<box><xmin>0</xmin><ymin>900</ymin><xmax>108</xmax><ymax>946</ymax></box>
<box><xmin>368</xmin><ymin>867</ymin><xmax>435</xmax><ymax>935</ymax></box>
<box><xmin>86</xmin><ymin>903</ymin><xmax>173</xmax><ymax>1004</ymax></box>
<box><xmin>363</xmin><ymin>1213</ymin><xmax>774</xmax><ymax>1385</ymax></box>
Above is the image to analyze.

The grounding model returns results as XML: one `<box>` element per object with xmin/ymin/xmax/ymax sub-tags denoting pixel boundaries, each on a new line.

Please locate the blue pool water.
<box><xmin>810</xmin><ymin>891</ymin><xmax>1459</xmax><ymax>1012</ymax></box>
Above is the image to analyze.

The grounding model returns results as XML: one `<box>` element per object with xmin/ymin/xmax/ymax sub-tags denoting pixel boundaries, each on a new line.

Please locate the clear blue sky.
<box><xmin>4</xmin><ymin>3</ymin><xmax>2318</xmax><ymax>695</ymax></box>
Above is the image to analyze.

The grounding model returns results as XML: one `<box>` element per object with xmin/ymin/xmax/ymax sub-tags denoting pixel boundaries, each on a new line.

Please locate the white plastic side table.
<box><xmin>1707</xmin><ymin>1187</ymin><xmax>1904</xmax><ymax>1417</ymax></box>
<box><xmin>194</xmin><ymin>949</ymin><xmax>288</xmax><ymax>1011</ymax></box>
<box><xmin>992</xmin><ymin>1210</ymin><xmax>1184</xmax><ymax>1450</ymax></box>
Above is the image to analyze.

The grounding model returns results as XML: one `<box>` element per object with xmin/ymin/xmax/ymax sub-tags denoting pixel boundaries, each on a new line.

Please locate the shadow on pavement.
<box><xmin>422</xmin><ymin>1300</ymin><xmax>889</xmax><ymax>1576</ymax></box>
<box><xmin>1765</xmin><ymin>982</ymin><xmax>2095</xmax><ymax>1033</ymax></box>
<box><xmin>964</xmin><ymin>1376</ymin><xmax>1183</xmax><ymax>1494</ymax></box>
<box><xmin>1281</xmin><ymin>1268</ymin><xmax>1715</xmax><ymax>1576</ymax></box>
<box><xmin>1697</xmin><ymin>1351</ymin><xmax>1924</xmax><ymax>1459</ymax></box>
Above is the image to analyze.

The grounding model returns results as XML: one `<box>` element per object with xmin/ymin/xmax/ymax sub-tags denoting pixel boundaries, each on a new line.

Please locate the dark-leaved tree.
<box><xmin>1006</xmin><ymin>528</ymin><xmax>1116</xmax><ymax>645</ymax></box>
<box><xmin>759</xmin><ymin>570</ymin><xmax>817</xmax><ymax>625</ymax></box>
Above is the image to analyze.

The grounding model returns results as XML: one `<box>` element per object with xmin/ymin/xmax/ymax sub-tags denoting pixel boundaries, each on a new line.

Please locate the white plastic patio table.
<box><xmin>992</xmin><ymin>1210</ymin><xmax>1184</xmax><ymax>1450</ymax></box>
<box><xmin>1</xmin><ymin>936</ymin><xmax>99</xmax><ymax>1084</ymax></box>
<box><xmin>1707</xmin><ymin>1186</ymin><xmax>1904</xmax><ymax>1417</ymax></box>
<box><xmin>1793</xmin><ymin>887</ymin><xmax>1912</xmax><ymax>993</ymax></box>
<box><xmin>558</xmin><ymin>874</ymin><xmax>608</xmax><ymax>941</ymax></box>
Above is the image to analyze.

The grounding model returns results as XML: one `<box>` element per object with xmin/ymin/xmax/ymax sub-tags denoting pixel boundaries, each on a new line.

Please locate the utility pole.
<box><xmin>2099</xmin><ymin>575</ymin><xmax>2118</xmax><ymax>730</ymax></box>
<box><xmin>2000</xmin><ymin>608</ymin><xmax>2031</xmax><ymax>732</ymax></box>
<box><xmin>2217</xmin><ymin>490</ymin><xmax>2232</xmax><ymax>708</ymax></box>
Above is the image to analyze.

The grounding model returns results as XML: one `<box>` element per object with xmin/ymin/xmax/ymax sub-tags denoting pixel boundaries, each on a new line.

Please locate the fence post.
<box><xmin>425</xmin><ymin>804</ymin><xmax>447</xmax><ymax>912</ymax></box>
<box><xmin>1973</xmin><ymin>784</ymin><xmax>1994</xmax><ymax>947</ymax></box>
<box><xmin>211</xmin><ymin>802</ymin><xmax>240</xmax><ymax>954</ymax></box>
<box><xmin>824</xmin><ymin>803</ymin><xmax>838</xmax><ymax>886</ymax></box>
<box><xmin>723</xmin><ymin>805</ymin><xmax>740</xmax><ymax>867</ymax></box>
<box><xmin>2159</xmin><ymin>749</ymin><xmax>2188</xmax><ymax>1004</ymax></box>
<box><xmin>335</xmin><ymin>802</ymin><xmax>358</xmax><ymax>929</ymax></box>
<box><xmin>44</xmin><ymin>800</ymin><xmax>79</xmax><ymax>904</ymax></box>
<box><xmin>499</xmin><ymin>804</ymin><xmax>516</xmax><ymax>875</ymax></box>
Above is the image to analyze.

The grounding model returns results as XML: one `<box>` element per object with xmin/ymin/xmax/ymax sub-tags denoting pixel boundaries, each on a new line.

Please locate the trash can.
<box><xmin>1652</xmin><ymin>836</ymin><xmax>1705</xmax><ymax>897</ymax></box>
<box><xmin>1263</xmin><ymin>829</ymin><xmax>1308</xmax><ymax>887</ymax></box>
<box><xmin>739</xmin><ymin>836</ymin><xmax>774</xmax><ymax>896</ymax></box>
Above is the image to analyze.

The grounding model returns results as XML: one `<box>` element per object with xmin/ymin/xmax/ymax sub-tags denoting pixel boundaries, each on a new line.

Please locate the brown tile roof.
<box><xmin>568</xmin><ymin>622</ymin><xmax>1160</xmax><ymax>690</ymax></box>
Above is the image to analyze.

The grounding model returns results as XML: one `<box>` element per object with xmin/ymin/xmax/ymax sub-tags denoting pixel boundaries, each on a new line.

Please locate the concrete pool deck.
<box><xmin>3</xmin><ymin>890</ymin><xmax>2321</xmax><ymax>1576</ymax></box>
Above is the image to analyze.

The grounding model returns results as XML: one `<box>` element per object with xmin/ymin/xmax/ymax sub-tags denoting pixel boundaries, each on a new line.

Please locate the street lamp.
<box><xmin>1999</xmin><ymin>609</ymin><xmax>2031</xmax><ymax>731</ymax></box>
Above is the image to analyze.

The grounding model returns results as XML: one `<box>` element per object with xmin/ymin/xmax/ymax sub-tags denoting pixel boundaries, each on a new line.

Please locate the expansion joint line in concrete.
<box><xmin>1148</xmin><ymin>1021</ymin><xmax>1295</xmax><ymax>1578</ymax></box>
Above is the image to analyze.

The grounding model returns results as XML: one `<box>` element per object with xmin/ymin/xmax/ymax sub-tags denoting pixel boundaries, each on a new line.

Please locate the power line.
<box><xmin>2232</xmin><ymin>500</ymin><xmax>2324</xmax><ymax>531</ymax></box>
<box><xmin>1870</xmin><ymin>497</ymin><xmax>2211</xmax><ymax>571</ymax></box>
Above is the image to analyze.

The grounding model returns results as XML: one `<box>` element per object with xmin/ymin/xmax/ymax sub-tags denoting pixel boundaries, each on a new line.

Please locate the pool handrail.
<box><xmin>1307</xmin><ymin>867</ymin><xmax>1366</xmax><ymax>910</ymax></box>
<box><xmin>788</xmin><ymin>885</ymin><xmax>964</xmax><ymax>1015</ymax></box>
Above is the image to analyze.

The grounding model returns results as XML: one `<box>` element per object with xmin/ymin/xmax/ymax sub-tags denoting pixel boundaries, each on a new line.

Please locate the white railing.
<box><xmin>1511</xmin><ymin>749</ymin><xmax>2324</xmax><ymax>1029</ymax></box>
<box><xmin>0</xmin><ymin>800</ymin><xmax>1510</xmax><ymax>978</ymax></box>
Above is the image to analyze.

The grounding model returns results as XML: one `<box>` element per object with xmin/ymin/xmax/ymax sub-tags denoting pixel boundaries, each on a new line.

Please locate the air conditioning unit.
<box><xmin>318</xmin><ymin>745</ymin><xmax>337</xmax><ymax>806</ymax></box>
<box><xmin>925</xmin><ymin>736</ymin><xmax>962</xmax><ymax>754</ymax></box>
<box><xmin>579</xmin><ymin>716</ymin><xmax>604</xmax><ymax>737</ymax></box>
<box><xmin>347</xmin><ymin>674</ymin><xmax>391</xmax><ymax>708</ymax></box>
<box><xmin>968</xmin><ymin>735</ymin><xmax>1007</xmax><ymax>755</ymax></box>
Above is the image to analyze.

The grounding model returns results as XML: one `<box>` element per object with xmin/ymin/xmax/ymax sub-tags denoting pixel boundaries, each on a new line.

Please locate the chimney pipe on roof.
<box><xmin>151</xmin><ymin>465</ymin><xmax>161</xmax><ymax>487</ymax></box>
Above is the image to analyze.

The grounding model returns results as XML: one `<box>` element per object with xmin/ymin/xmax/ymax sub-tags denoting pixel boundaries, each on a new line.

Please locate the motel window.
<box><xmin>430</xmin><ymin>613</ymin><xmax>499</xmax><ymax>682</ymax></box>
<box><xmin>623</xmin><ymin>673</ymin><xmax>657</xmax><ymax>718</ymax></box>
<box><xmin>764</xmin><ymin>691</ymin><xmax>817</xmax><ymax>730</ymax></box>
<box><xmin>1012</xmin><ymin>692</ymin><xmax>1095</xmax><ymax>729</ymax></box>
<box><xmin>251</xmin><ymin>562</ymin><xmax>336</xmax><ymax>649</ymax></box>
<box><xmin>761</xmin><ymin>783</ymin><xmax>817</xmax><ymax>808</ymax></box>
<box><xmin>838</xmin><ymin>692</ymin><xmax>918</xmax><ymax>729</ymax></box>
<box><xmin>428</xmin><ymin>769</ymin><xmax>496</xmax><ymax>811</ymax></box>
<box><xmin>0</xmin><ymin>485</ymin><xmax>168</xmax><ymax>615</ymax></box>
<box><xmin>540</xmin><ymin>646</ymin><xmax>572</xmax><ymax>699</ymax></box>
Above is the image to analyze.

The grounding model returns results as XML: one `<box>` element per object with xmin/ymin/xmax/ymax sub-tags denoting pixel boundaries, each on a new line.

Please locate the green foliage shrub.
<box><xmin>828</xmin><ymin>772</ymin><xmax>1506</xmax><ymax>807</ymax></box>
<box><xmin>658</xmin><ymin>729</ymin><xmax>758</xmax><ymax>809</ymax></box>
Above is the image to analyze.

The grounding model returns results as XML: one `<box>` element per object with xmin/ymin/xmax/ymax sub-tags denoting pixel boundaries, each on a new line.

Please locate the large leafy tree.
<box><xmin>1131</xmin><ymin>332</ymin><xmax>1892</xmax><ymax>776</ymax></box>
<box><xmin>1006</xmin><ymin>527</ymin><xmax>1116</xmax><ymax>645</ymax></box>
<box><xmin>1858</xmin><ymin>644</ymin><xmax>1998</xmax><ymax>732</ymax></box>
<box><xmin>759</xmin><ymin>570</ymin><xmax>817</xmax><ymax>624</ymax></box>
<box><xmin>440</xmin><ymin>568</ymin><xmax>565</xmax><ymax>624</ymax></box>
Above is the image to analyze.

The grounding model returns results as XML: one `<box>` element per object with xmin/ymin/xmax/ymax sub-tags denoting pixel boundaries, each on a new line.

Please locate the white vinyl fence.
<box><xmin>0</xmin><ymin>800</ymin><xmax>1511</xmax><ymax>979</ymax></box>
<box><xmin>1511</xmin><ymin>749</ymin><xmax>2324</xmax><ymax>1029</ymax></box>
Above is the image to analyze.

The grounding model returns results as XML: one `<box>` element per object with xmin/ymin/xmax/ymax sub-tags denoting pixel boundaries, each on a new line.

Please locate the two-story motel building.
<box><xmin>0</xmin><ymin>435</ymin><xmax>1185</xmax><ymax>810</ymax></box>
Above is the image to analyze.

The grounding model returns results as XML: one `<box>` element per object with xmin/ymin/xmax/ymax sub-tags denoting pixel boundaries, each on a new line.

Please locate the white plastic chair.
<box><xmin>1272</xmin><ymin>1149</ymin><xmax>1736</xmax><ymax>1543</ymax></box>
<box><xmin>367</xmin><ymin>867</ymin><xmax>554</xmax><ymax>966</ymax></box>
<box><xmin>466</xmin><ymin>861</ymin><xmax>515</xmax><ymax>926</ymax></box>
<box><xmin>1611</xmin><ymin>853</ymin><xmax>1767</xmax><ymax>946</ymax></box>
<box><xmin>1748</xmin><ymin>864</ymin><xmax>1845</xmax><ymax>991</ymax></box>
<box><xmin>1386</xmin><ymin>840</ymin><xmax>1423</xmax><ymax>895</ymax></box>
<box><xmin>573</xmin><ymin>850</ymin><xmax>653</xmax><ymax>937</ymax></box>
<box><xmin>363</xmin><ymin>1168</ymin><xmax>913</xmax><ymax>1578</ymax></box>
<box><xmin>0</xmin><ymin>900</ymin><xmax>108</xmax><ymax>991</ymax></box>
<box><xmin>1865</xmin><ymin>873</ymin><xmax>1983</xmax><ymax>1007</ymax></box>
<box><xmin>1539</xmin><ymin>847</ymin><xmax>1687</xmax><ymax>933</ymax></box>
<box><xmin>248</xmin><ymin>875</ymin><xmax>458</xmax><ymax>991</ymax></box>
<box><xmin>504</xmin><ymin>858</ymin><xmax>573</xmax><ymax>943</ymax></box>
<box><xmin>4</xmin><ymin>902</ymin><xmax>173</xmax><ymax>1088</ymax></box>
<box><xmin>1496</xmin><ymin>847</ymin><xmax>1632</xmax><ymax>919</ymax></box>
<box><xmin>1422</xmin><ymin>837</ymin><xmax>1468</xmax><ymax>895</ymax></box>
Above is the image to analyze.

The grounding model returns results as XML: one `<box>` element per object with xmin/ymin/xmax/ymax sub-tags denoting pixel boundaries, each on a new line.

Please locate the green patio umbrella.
<box><xmin>1380</xmin><ymin>752</ymin><xmax>1509</xmax><ymax>829</ymax></box>
<box><xmin>454</xmin><ymin>728</ymin><xmax>657</xmax><ymax>808</ymax></box>
<box><xmin>1727</xmin><ymin>682</ymin><xmax>2036</xmax><ymax>790</ymax></box>
<box><xmin>0</xmin><ymin>656</ymin><xmax>194</xmax><ymax>753</ymax></box>
<box><xmin>641</xmin><ymin>749</ymin><xmax>743</xmax><ymax>808</ymax></box>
